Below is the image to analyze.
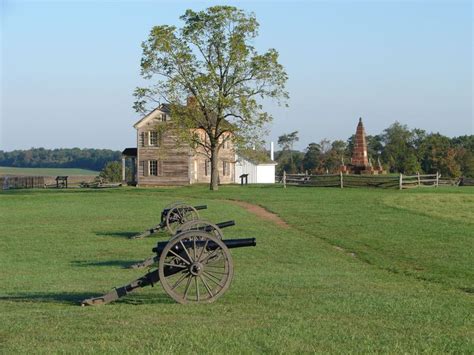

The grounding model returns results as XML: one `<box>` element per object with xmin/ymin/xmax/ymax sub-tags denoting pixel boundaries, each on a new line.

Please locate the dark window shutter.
<box><xmin>158</xmin><ymin>160</ymin><xmax>163</xmax><ymax>176</ymax></box>
<box><xmin>144</xmin><ymin>132</ymin><xmax>149</xmax><ymax>147</ymax></box>
<box><xmin>143</xmin><ymin>160</ymin><xmax>149</xmax><ymax>177</ymax></box>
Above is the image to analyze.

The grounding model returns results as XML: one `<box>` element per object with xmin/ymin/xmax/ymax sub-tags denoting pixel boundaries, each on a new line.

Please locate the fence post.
<box><xmin>417</xmin><ymin>172</ymin><xmax>420</xmax><ymax>186</ymax></box>
<box><xmin>399</xmin><ymin>173</ymin><xmax>403</xmax><ymax>190</ymax></box>
<box><xmin>436</xmin><ymin>172</ymin><xmax>439</xmax><ymax>187</ymax></box>
<box><xmin>340</xmin><ymin>172</ymin><xmax>343</xmax><ymax>189</ymax></box>
<box><xmin>283</xmin><ymin>171</ymin><xmax>286</xmax><ymax>189</ymax></box>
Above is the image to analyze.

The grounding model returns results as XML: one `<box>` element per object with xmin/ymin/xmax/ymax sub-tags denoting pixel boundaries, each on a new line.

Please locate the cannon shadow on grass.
<box><xmin>71</xmin><ymin>259</ymin><xmax>143</xmax><ymax>268</ymax></box>
<box><xmin>0</xmin><ymin>292</ymin><xmax>175</xmax><ymax>305</ymax></box>
<box><xmin>94</xmin><ymin>230</ymin><xmax>168</xmax><ymax>239</ymax></box>
<box><xmin>95</xmin><ymin>231</ymin><xmax>139</xmax><ymax>238</ymax></box>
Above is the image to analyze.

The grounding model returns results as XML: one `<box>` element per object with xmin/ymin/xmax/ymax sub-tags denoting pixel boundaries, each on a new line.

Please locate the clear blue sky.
<box><xmin>1</xmin><ymin>0</ymin><xmax>472</xmax><ymax>151</ymax></box>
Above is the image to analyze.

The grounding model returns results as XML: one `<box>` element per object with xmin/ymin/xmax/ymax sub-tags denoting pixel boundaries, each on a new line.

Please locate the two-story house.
<box><xmin>121</xmin><ymin>104</ymin><xmax>235</xmax><ymax>186</ymax></box>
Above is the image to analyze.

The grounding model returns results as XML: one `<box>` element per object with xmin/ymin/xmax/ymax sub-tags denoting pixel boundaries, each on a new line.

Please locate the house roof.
<box><xmin>122</xmin><ymin>148</ymin><xmax>137</xmax><ymax>157</ymax></box>
<box><xmin>237</xmin><ymin>149</ymin><xmax>277</xmax><ymax>165</ymax></box>
<box><xmin>133</xmin><ymin>104</ymin><xmax>170</xmax><ymax>129</ymax></box>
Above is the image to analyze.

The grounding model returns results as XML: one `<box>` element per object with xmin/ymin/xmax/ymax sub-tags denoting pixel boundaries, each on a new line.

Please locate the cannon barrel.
<box><xmin>162</xmin><ymin>204</ymin><xmax>208</xmax><ymax>216</ymax></box>
<box><xmin>215</xmin><ymin>220</ymin><xmax>235</xmax><ymax>229</ymax></box>
<box><xmin>222</xmin><ymin>238</ymin><xmax>256</xmax><ymax>249</ymax></box>
<box><xmin>177</xmin><ymin>220</ymin><xmax>236</xmax><ymax>234</ymax></box>
<box><xmin>152</xmin><ymin>237</ymin><xmax>256</xmax><ymax>256</ymax></box>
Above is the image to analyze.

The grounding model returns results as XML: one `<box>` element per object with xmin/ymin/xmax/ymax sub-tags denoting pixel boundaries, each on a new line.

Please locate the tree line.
<box><xmin>276</xmin><ymin>122</ymin><xmax>474</xmax><ymax>178</ymax></box>
<box><xmin>0</xmin><ymin>148</ymin><xmax>121</xmax><ymax>171</ymax></box>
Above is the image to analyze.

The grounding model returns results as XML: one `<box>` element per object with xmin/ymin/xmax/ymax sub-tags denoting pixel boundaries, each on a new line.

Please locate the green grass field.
<box><xmin>0</xmin><ymin>185</ymin><xmax>472</xmax><ymax>353</ymax></box>
<box><xmin>0</xmin><ymin>166</ymin><xmax>99</xmax><ymax>176</ymax></box>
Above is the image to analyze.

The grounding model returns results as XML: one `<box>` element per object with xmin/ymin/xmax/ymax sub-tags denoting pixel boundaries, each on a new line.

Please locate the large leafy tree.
<box><xmin>134</xmin><ymin>6</ymin><xmax>288</xmax><ymax>190</ymax></box>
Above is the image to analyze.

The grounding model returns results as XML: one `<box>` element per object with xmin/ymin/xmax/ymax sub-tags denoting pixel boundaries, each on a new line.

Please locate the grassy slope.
<box><xmin>0</xmin><ymin>186</ymin><xmax>472</xmax><ymax>353</ymax></box>
<box><xmin>0</xmin><ymin>166</ymin><xmax>99</xmax><ymax>176</ymax></box>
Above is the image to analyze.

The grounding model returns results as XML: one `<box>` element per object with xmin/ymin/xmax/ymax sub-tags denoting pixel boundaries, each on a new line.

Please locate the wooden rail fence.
<box><xmin>1</xmin><ymin>176</ymin><xmax>45</xmax><ymax>190</ymax></box>
<box><xmin>460</xmin><ymin>177</ymin><xmax>474</xmax><ymax>186</ymax></box>
<box><xmin>398</xmin><ymin>173</ymin><xmax>440</xmax><ymax>189</ymax></box>
<box><xmin>278</xmin><ymin>172</ymin><xmax>458</xmax><ymax>189</ymax></box>
<box><xmin>1</xmin><ymin>175</ymin><xmax>98</xmax><ymax>190</ymax></box>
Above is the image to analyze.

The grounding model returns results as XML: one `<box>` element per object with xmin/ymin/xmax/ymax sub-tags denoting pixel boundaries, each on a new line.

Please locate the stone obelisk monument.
<box><xmin>340</xmin><ymin>117</ymin><xmax>385</xmax><ymax>175</ymax></box>
<box><xmin>351</xmin><ymin>117</ymin><xmax>369</xmax><ymax>171</ymax></box>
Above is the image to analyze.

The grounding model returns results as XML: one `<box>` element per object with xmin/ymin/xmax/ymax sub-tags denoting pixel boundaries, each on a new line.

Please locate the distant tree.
<box><xmin>277</xmin><ymin>131</ymin><xmax>300</xmax><ymax>173</ymax></box>
<box><xmin>316</xmin><ymin>139</ymin><xmax>333</xmax><ymax>173</ymax></box>
<box><xmin>302</xmin><ymin>142</ymin><xmax>321</xmax><ymax>173</ymax></box>
<box><xmin>134</xmin><ymin>6</ymin><xmax>288</xmax><ymax>190</ymax></box>
<box><xmin>0</xmin><ymin>148</ymin><xmax>120</xmax><ymax>171</ymax></box>
<box><xmin>275</xmin><ymin>150</ymin><xmax>303</xmax><ymax>174</ymax></box>
<box><xmin>345</xmin><ymin>134</ymin><xmax>355</xmax><ymax>158</ymax></box>
<box><xmin>419</xmin><ymin>133</ymin><xmax>462</xmax><ymax>177</ymax></box>
<box><xmin>324</xmin><ymin>140</ymin><xmax>347</xmax><ymax>173</ymax></box>
<box><xmin>278</xmin><ymin>131</ymin><xmax>299</xmax><ymax>151</ymax></box>
<box><xmin>366</xmin><ymin>135</ymin><xmax>384</xmax><ymax>163</ymax></box>
<box><xmin>412</xmin><ymin>129</ymin><xmax>427</xmax><ymax>151</ymax></box>
<box><xmin>455</xmin><ymin>146</ymin><xmax>474</xmax><ymax>177</ymax></box>
<box><xmin>330</xmin><ymin>140</ymin><xmax>347</xmax><ymax>161</ymax></box>
<box><xmin>381</xmin><ymin>122</ymin><xmax>420</xmax><ymax>174</ymax></box>
<box><xmin>99</xmin><ymin>161</ymin><xmax>122</xmax><ymax>182</ymax></box>
<box><xmin>444</xmin><ymin>148</ymin><xmax>462</xmax><ymax>178</ymax></box>
<box><xmin>451</xmin><ymin>135</ymin><xmax>474</xmax><ymax>151</ymax></box>
<box><xmin>452</xmin><ymin>135</ymin><xmax>474</xmax><ymax>177</ymax></box>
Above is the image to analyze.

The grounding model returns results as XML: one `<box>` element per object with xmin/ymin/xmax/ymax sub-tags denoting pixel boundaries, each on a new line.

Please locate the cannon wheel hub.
<box><xmin>189</xmin><ymin>262</ymin><xmax>204</xmax><ymax>276</ymax></box>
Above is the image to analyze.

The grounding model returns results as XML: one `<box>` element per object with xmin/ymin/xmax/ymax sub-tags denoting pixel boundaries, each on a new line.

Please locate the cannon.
<box><xmin>81</xmin><ymin>230</ymin><xmax>256</xmax><ymax>305</ymax></box>
<box><xmin>131</xmin><ymin>202</ymin><xmax>207</xmax><ymax>239</ymax></box>
<box><xmin>129</xmin><ymin>219</ymin><xmax>236</xmax><ymax>269</ymax></box>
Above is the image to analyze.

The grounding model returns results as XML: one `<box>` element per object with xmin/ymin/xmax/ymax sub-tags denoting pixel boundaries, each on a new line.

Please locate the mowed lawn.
<box><xmin>0</xmin><ymin>185</ymin><xmax>472</xmax><ymax>353</ymax></box>
<box><xmin>0</xmin><ymin>166</ymin><xmax>99</xmax><ymax>176</ymax></box>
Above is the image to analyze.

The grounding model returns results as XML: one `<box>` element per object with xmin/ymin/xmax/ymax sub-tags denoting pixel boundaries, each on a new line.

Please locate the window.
<box><xmin>160</xmin><ymin>113</ymin><xmax>167</xmax><ymax>122</ymax></box>
<box><xmin>222</xmin><ymin>161</ymin><xmax>230</xmax><ymax>176</ymax></box>
<box><xmin>149</xmin><ymin>160</ymin><xmax>158</xmax><ymax>176</ymax></box>
<box><xmin>223</xmin><ymin>139</ymin><xmax>229</xmax><ymax>150</ymax></box>
<box><xmin>149</xmin><ymin>131</ymin><xmax>160</xmax><ymax>146</ymax></box>
<box><xmin>140</xmin><ymin>132</ymin><xmax>145</xmax><ymax>147</ymax></box>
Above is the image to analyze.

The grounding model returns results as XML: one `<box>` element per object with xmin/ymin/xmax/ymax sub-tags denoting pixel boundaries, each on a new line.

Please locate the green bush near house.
<box><xmin>99</xmin><ymin>161</ymin><xmax>122</xmax><ymax>182</ymax></box>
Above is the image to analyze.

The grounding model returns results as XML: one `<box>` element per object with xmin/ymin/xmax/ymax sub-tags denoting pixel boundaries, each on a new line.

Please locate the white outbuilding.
<box><xmin>234</xmin><ymin>143</ymin><xmax>277</xmax><ymax>184</ymax></box>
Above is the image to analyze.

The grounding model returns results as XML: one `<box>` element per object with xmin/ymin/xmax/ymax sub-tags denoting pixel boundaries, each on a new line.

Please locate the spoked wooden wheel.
<box><xmin>165</xmin><ymin>204</ymin><xmax>199</xmax><ymax>234</ymax></box>
<box><xmin>161</xmin><ymin>202</ymin><xmax>186</xmax><ymax>223</ymax></box>
<box><xmin>158</xmin><ymin>231</ymin><xmax>233</xmax><ymax>304</ymax></box>
<box><xmin>175</xmin><ymin>219</ymin><xmax>224</xmax><ymax>239</ymax></box>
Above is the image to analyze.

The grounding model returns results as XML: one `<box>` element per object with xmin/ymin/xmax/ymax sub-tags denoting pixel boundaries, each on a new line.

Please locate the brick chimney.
<box><xmin>187</xmin><ymin>96</ymin><xmax>197</xmax><ymax>107</ymax></box>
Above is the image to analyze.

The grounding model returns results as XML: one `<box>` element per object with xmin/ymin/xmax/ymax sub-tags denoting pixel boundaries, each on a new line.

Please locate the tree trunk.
<box><xmin>210</xmin><ymin>145</ymin><xmax>219</xmax><ymax>191</ymax></box>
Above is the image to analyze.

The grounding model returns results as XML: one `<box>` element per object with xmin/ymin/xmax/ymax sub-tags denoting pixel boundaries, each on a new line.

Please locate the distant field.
<box><xmin>0</xmin><ymin>166</ymin><xmax>99</xmax><ymax>176</ymax></box>
<box><xmin>0</xmin><ymin>185</ymin><xmax>472</xmax><ymax>353</ymax></box>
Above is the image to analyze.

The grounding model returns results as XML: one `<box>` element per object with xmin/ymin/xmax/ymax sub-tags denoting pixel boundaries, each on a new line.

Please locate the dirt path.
<box><xmin>226</xmin><ymin>200</ymin><xmax>289</xmax><ymax>228</ymax></box>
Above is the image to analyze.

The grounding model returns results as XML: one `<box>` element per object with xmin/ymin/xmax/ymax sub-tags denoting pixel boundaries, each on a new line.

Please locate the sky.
<box><xmin>1</xmin><ymin>0</ymin><xmax>472</xmax><ymax>152</ymax></box>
